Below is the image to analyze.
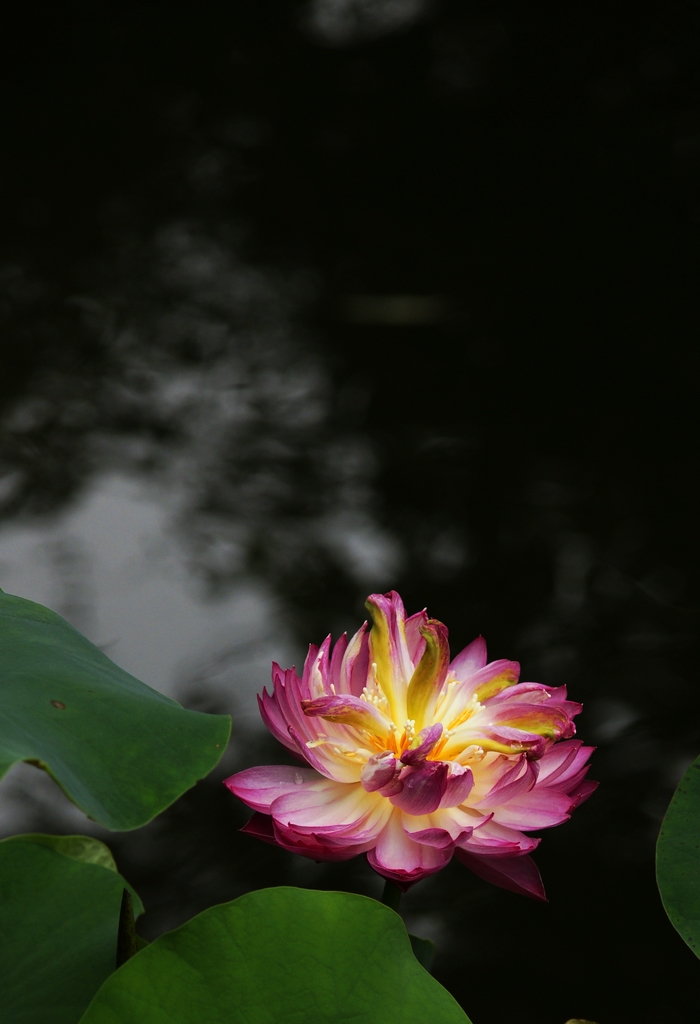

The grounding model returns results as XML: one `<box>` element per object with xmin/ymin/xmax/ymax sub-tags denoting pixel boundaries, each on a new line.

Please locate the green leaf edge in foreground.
<box><xmin>0</xmin><ymin>833</ymin><xmax>143</xmax><ymax>913</ymax></box>
<box><xmin>0</xmin><ymin>837</ymin><xmax>144</xmax><ymax>1024</ymax></box>
<box><xmin>12</xmin><ymin>832</ymin><xmax>119</xmax><ymax>872</ymax></box>
<box><xmin>79</xmin><ymin>887</ymin><xmax>472</xmax><ymax>1024</ymax></box>
<box><xmin>408</xmin><ymin>932</ymin><xmax>435</xmax><ymax>972</ymax></box>
<box><xmin>656</xmin><ymin>753</ymin><xmax>700</xmax><ymax>958</ymax></box>
<box><xmin>0</xmin><ymin>590</ymin><xmax>231</xmax><ymax>830</ymax></box>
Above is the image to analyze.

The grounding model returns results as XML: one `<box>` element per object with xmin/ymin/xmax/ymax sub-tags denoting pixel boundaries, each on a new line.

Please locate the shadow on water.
<box><xmin>1</xmin><ymin>4</ymin><xmax>699</xmax><ymax>1022</ymax></box>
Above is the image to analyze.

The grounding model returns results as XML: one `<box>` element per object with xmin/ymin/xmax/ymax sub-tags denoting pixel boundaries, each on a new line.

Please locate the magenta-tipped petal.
<box><xmin>329</xmin><ymin>632</ymin><xmax>349</xmax><ymax>693</ymax></box>
<box><xmin>455</xmin><ymin>849</ymin><xmax>547</xmax><ymax>901</ymax></box>
<box><xmin>361</xmin><ymin>752</ymin><xmax>398</xmax><ymax>792</ymax></box>
<box><xmin>405</xmin><ymin>826</ymin><xmax>462</xmax><ymax>849</ymax></box>
<box><xmin>439</xmin><ymin>765</ymin><xmax>475</xmax><ymax>807</ymax></box>
<box><xmin>406</xmin><ymin>620</ymin><xmax>450</xmax><ymax>726</ymax></box>
<box><xmin>301</xmin><ymin>694</ymin><xmax>389</xmax><ymax>735</ymax></box>
<box><xmin>487</xmin><ymin>787</ymin><xmax>575</xmax><ymax>829</ymax></box>
<box><xmin>273</xmin><ymin>820</ymin><xmax>373</xmax><ymax>861</ymax></box>
<box><xmin>404</xmin><ymin>609</ymin><xmax>430</xmax><ymax>662</ymax></box>
<box><xmin>569</xmin><ymin>778</ymin><xmax>598</xmax><ymax>807</ymax></box>
<box><xmin>469</xmin><ymin>659</ymin><xmax>520</xmax><ymax>701</ymax></box>
<box><xmin>390</xmin><ymin>761</ymin><xmax>449</xmax><ymax>814</ymax></box>
<box><xmin>449</xmin><ymin>636</ymin><xmax>488</xmax><ymax>680</ymax></box>
<box><xmin>223</xmin><ymin>765</ymin><xmax>318</xmax><ymax>812</ymax></box>
<box><xmin>240</xmin><ymin>812</ymin><xmax>277</xmax><ymax>843</ymax></box>
<box><xmin>367</xmin><ymin>812</ymin><xmax>453</xmax><ymax>884</ymax></box>
<box><xmin>400</xmin><ymin>722</ymin><xmax>444</xmax><ymax>765</ymax></box>
<box><xmin>342</xmin><ymin>621</ymin><xmax>371</xmax><ymax>697</ymax></box>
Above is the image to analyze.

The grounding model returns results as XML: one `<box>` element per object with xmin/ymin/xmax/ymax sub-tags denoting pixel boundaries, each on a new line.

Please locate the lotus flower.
<box><xmin>225</xmin><ymin>591</ymin><xmax>596</xmax><ymax>898</ymax></box>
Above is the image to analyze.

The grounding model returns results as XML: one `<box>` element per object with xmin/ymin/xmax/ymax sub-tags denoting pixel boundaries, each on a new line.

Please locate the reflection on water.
<box><xmin>0</xmin><ymin>473</ymin><xmax>294</xmax><ymax>714</ymax></box>
<box><xmin>1</xmin><ymin>222</ymin><xmax>401</xmax><ymax>636</ymax></box>
<box><xmin>1</xmin><ymin>6</ymin><xmax>699</xmax><ymax>1022</ymax></box>
<box><xmin>302</xmin><ymin>0</ymin><xmax>430</xmax><ymax>45</ymax></box>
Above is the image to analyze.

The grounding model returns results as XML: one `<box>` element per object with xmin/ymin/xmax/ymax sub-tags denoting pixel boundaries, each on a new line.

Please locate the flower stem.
<box><xmin>380</xmin><ymin>879</ymin><xmax>402</xmax><ymax>913</ymax></box>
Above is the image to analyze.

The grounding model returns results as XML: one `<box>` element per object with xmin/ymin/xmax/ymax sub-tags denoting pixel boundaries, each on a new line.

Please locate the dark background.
<box><xmin>1</xmin><ymin>3</ymin><xmax>699</xmax><ymax>1022</ymax></box>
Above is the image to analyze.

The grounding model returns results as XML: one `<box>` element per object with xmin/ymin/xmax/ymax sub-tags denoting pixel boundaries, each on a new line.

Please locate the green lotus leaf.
<box><xmin>657</xmin><ymin>753</ymin><xmax>700</xmax><ymax>957</ymax></box>
<box><xmin>79</xmin><ymin>887</ymin><xmax>471</xmax><ymax>1024</ymax></box>
<box><xmin>15</xmin><ymin>832</ymin><xmax>119</xmax><ymax>871</ymax></box>
<box><xmin>408</xmin><ymin>932</ymin><xmax>435</xmax><ymax>972</ymax></box>
<box><xmin>0</xmin><ymin>590</ymin><xmax>231</xmax><ymax>829</ymax></box>
<box><xmin>0</xmin><ymin>836</ymin><xmax>143</xmax><ymax>1024</ymax></box>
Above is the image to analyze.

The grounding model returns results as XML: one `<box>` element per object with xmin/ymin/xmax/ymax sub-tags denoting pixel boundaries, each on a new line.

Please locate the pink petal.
<box><xmin>378</xmin><ymin>774</ymin><xmax>405</xmax><ymax>798</ymax></box>
<box><xmin>489</xmin><ymin>788</ymin><xmax>575</xmax><ymax>829</ymax></box>
<box><xmin>287</xmin><ymin>726</ymin><xmax>360</xmax><ymax>783</ymax></box>
<box><xmin>277</xmin><ymin>819</ymin><xmax>380</xmax><ymax>844</ymax></box>
<box><xmin>488</xmin><ymin>682</ymin><xmax>562</xmax><ymax>705</ymax></box>
<box><xmin>467</xmin><ymin>751</ymin><xmax>527</xmax><ymax>802</ymax></box>
<box><xmin>390</xmin><ymin>761</ymin><xmax>449</xmax><ymax>814</ymax></box>
<box><xmin>247</xmin><ymin>812</ymin><xmax>373</xmax><ymax>863</ymax></box>
<box><xmin>272</xmin><ymin>820</ymin><xmax>374</xmax><ymax>861</ymax></box>
<box><xmin>367</xmin><ymin>811</ymin><xmax>453</xmax><ymax>886</ymax></box>
<box><xmin>489</xmin><ymin>701</ymin><xmax>576</xmax><ymax>739</ymax></box>
<box><xmin>438</xmin><ymin>765</ymin><xmax>474</xmax><ymax>808</ymax></box>
<box><xmin>274</xmin><ymin>668</ymin><xmax>315</xmax><ymax>754</ymax></box>
<box><xmin>539</xmin><ymin>741</ymin><xmax>596</xmax><ymax>788</ymax></box>
<box><xmin>540</xmin><ymin>684</ymin><xmax>569</xmax><ymax>702</ymax></box>
<box><xmin>223</xmin><ymin>765</ymin><xmax>319</xmax><ymax>812</ymax></box>
<box><xmin>463</xmin><ymin>725</ymin><xmax>548</xmax><ymax>759</ymax></box>
<box><xmin>476</xmin><ymin>756</ymin><xmax>538</xmax><ymax>806</ymax></box>
<box><xmin>365</xmin><ymin>591</ymin><xmax>413</xmax><ymax>722</ymax></box>
<box><xmin>534</xmin><ymin>739</ymin><xmax>581</xmax><ymax>785</ymax></box>
<box><xmin>404</xmin><ymin>826</ymin><xmax>460</xmax><ymax>849</ymax></box>
<box><xmin>569</xmin><ymin>778</ymin><xmax>598</xmax><ymax>806</ymax></box>
<box><xmin>470</xmin><ymin>659</ymin><xmax>520</xmax><ymax>701</ymax></box>
<box><xmin>301</xmin><ymin>643</ymin><xmax>319</xmax><ymax>690</ymax></box>
<box><xmin>533</xmin><ymin>686</ymin><xmax>583</xmax><ymax>720</ymax></box>
<box><xmin>429</xmin><ymin>805</ymin><xmax>490</xmax><ymax>838</ymax></box>
<box><xmin>459</xmin><ymin>818</ymin><xmax>540</xmax><ymax>855</ymax></box>
<box><xmin>486</xmin><ymin>701</ymin><xmax>576</xmax><ymax>747</ymax></box>
<box><xmin>301</xmin><ymin>694</ymin><xmax>389</xmax><ymax>735</ymax></box>
<box><xmin>366</xmin><ymin>591</ymin><xmax>413</xmax><ymax>673</ymax></box>
<box><xmin>449</xmin><ymin>636</ymin><xmax>488</xmax><ymax>680</ymax></box>
<box><xmin>455</xmin><ymin>849</ymin><xmax>547</xmax><ymax>901</ymax></box>
<box><xmin>240</xmin><ymin>811</ymin><xmax>276</xmax><ymax>843</ymax></box>
<box><xmin>271</xmin><ymin>778</ymin><xmax>386</xmax><ymax>833</ymax></box>
<box><xmin>402</xmin><ymin>809</ymin><xmax>479</xmax><ymax>849</ymax></box>
<box><xmin>406</xmin><ymin>620</ymin><xmax>450</xmax><ymax>727</ymax></box>
<box><xmin>400</xmin><ymin>722</ymin><xmax>444</xmax><ymax>765</ymax></box>
<box><xmin>329</xmin><ymin>632</ymin><xmax>349</xmax><ymax>693</ymax></box>
<box><xmin>341</xmin><ymin>621</ymin><xmax>370</xmax><ymax>697</ymax></box>
<box><xmin>257</xmin><ymin>685</ymin><xmax>298</xmax><ymax>754</ymax></box>
<box><xmin>302</xmin><ymin>635</ymin><xmax>332</xmax><ymax>700</ymax></box>
<box><xmin>266</xmin><ymin>779</ymin><xmax>392</xmax><ymax>861</ymax></box>
<box><xmin>405</xmin><ymin>609</ymin><xmax>429</xmax><ymax>663</ymax></box>
<box><xmin>361</xmin><ymin>752</ymin><xmax>398</xmax><ymax>792</ymax></box>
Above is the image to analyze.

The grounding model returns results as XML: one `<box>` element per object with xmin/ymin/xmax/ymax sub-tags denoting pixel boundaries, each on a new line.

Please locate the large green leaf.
<box><xmin>79</xmin><ymin>887</ymin><xmax>471</xmax><ymax>1024</ymax></box>
<box><xmin>656</xmin><ymin>753</ymin><xmax>700</xmax><ymax>957</ymax></box>
<box><xmin>16</xmin><ymin>832</ymin><xmax>119</xmax><ymax>871</ymax></box>
<box><xmin>0</xmin><ymin>835</ymin><xmax>143</xmax><ymax>1024</ymax></box>
<box><xmin>0</xmin><ymin>590</ymin><xmax>231</xmax><ymax>829</ymax></box>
